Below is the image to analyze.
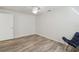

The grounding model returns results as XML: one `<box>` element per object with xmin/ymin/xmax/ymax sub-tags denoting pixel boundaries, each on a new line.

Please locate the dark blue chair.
<box><xmin>62</xmin><ymin>32</ymin><xmax>79</xmax><ymax>48</ymax></box>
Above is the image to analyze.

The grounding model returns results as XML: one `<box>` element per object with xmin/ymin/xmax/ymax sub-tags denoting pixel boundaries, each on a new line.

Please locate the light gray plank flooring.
<box><xmin>0</xmin><ymin>34</ymin><xmax>76</xmax><ymax>52</ymax></box>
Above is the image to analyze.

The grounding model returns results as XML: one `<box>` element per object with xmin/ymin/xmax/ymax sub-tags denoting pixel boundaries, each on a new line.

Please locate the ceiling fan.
<box><xmin>32</xmin><ymin>6</ymin><xmax>40</xmax><ymax>14</ymax></box>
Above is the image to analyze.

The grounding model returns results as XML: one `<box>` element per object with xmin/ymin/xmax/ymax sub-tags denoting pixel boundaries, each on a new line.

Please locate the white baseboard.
<box><xmin>14</xmin><ymin>33</ymin><xmax>36</xmax><ymax>38</ymax></box>
<box><xmin>15</xmin><ymin>33</ymin><xmax>67</xmax><ymax>45</ymax></box>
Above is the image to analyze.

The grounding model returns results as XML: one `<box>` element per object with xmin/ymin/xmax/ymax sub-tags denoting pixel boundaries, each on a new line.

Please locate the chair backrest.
<box><xmin>71</xmin><ymin>32</ymin><xmax>79</xmax><ymax>44</ymax></box>
<box><xmin>74</xmin><ymin>32</ymin><xmax>79</xmax><ymax>37</ymax></box>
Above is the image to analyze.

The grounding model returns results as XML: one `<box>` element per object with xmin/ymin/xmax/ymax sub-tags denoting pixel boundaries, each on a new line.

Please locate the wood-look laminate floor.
<box><xmin>0</xmin><ymin>34</ymin><xmax>75</xmax><ymax>52</ymax></box>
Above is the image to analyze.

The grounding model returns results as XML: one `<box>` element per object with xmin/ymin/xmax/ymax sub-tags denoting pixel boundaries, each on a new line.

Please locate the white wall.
<box><xmin>36</xmin><ymin>7</ymin><xmax>79</xmax><ymax>44</ymax></box>
<box><xmin>14</xmin><ymin>13</ymin><xmax>36</xmax><ymax>38</ymax></box>
<box><xmin>0</xmin><ymin>9</ymin><xmax>36</xmax><ymax>38</ymax></box>
<box><xmin>0</xmin><ymin>13</ymin><xmax>14</xmax><ymax>41</ymax></box>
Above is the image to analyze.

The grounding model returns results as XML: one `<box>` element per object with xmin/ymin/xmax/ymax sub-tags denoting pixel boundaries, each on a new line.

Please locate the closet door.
<box><xmin>0</xmin><ymin>13</ymin><xmax>14</xmax><ymax>41</ymax></box>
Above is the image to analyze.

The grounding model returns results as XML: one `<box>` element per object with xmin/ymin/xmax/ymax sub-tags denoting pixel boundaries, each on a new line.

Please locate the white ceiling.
<box><xmin>0</xmin><ymin>6</ymin><xmax>79</xmax><ymax>15</ymax></box>
<box><xmin>0</xmin><ymin>6</ymin><xmax>59</xmax><ymax>15</ymax></box>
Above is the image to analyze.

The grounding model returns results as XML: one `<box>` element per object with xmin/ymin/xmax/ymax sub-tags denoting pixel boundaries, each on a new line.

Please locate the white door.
<box><xmin>0</xmin><ymin>13</ymin><xmax>14</xmax><ymax>41</ymax></box>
